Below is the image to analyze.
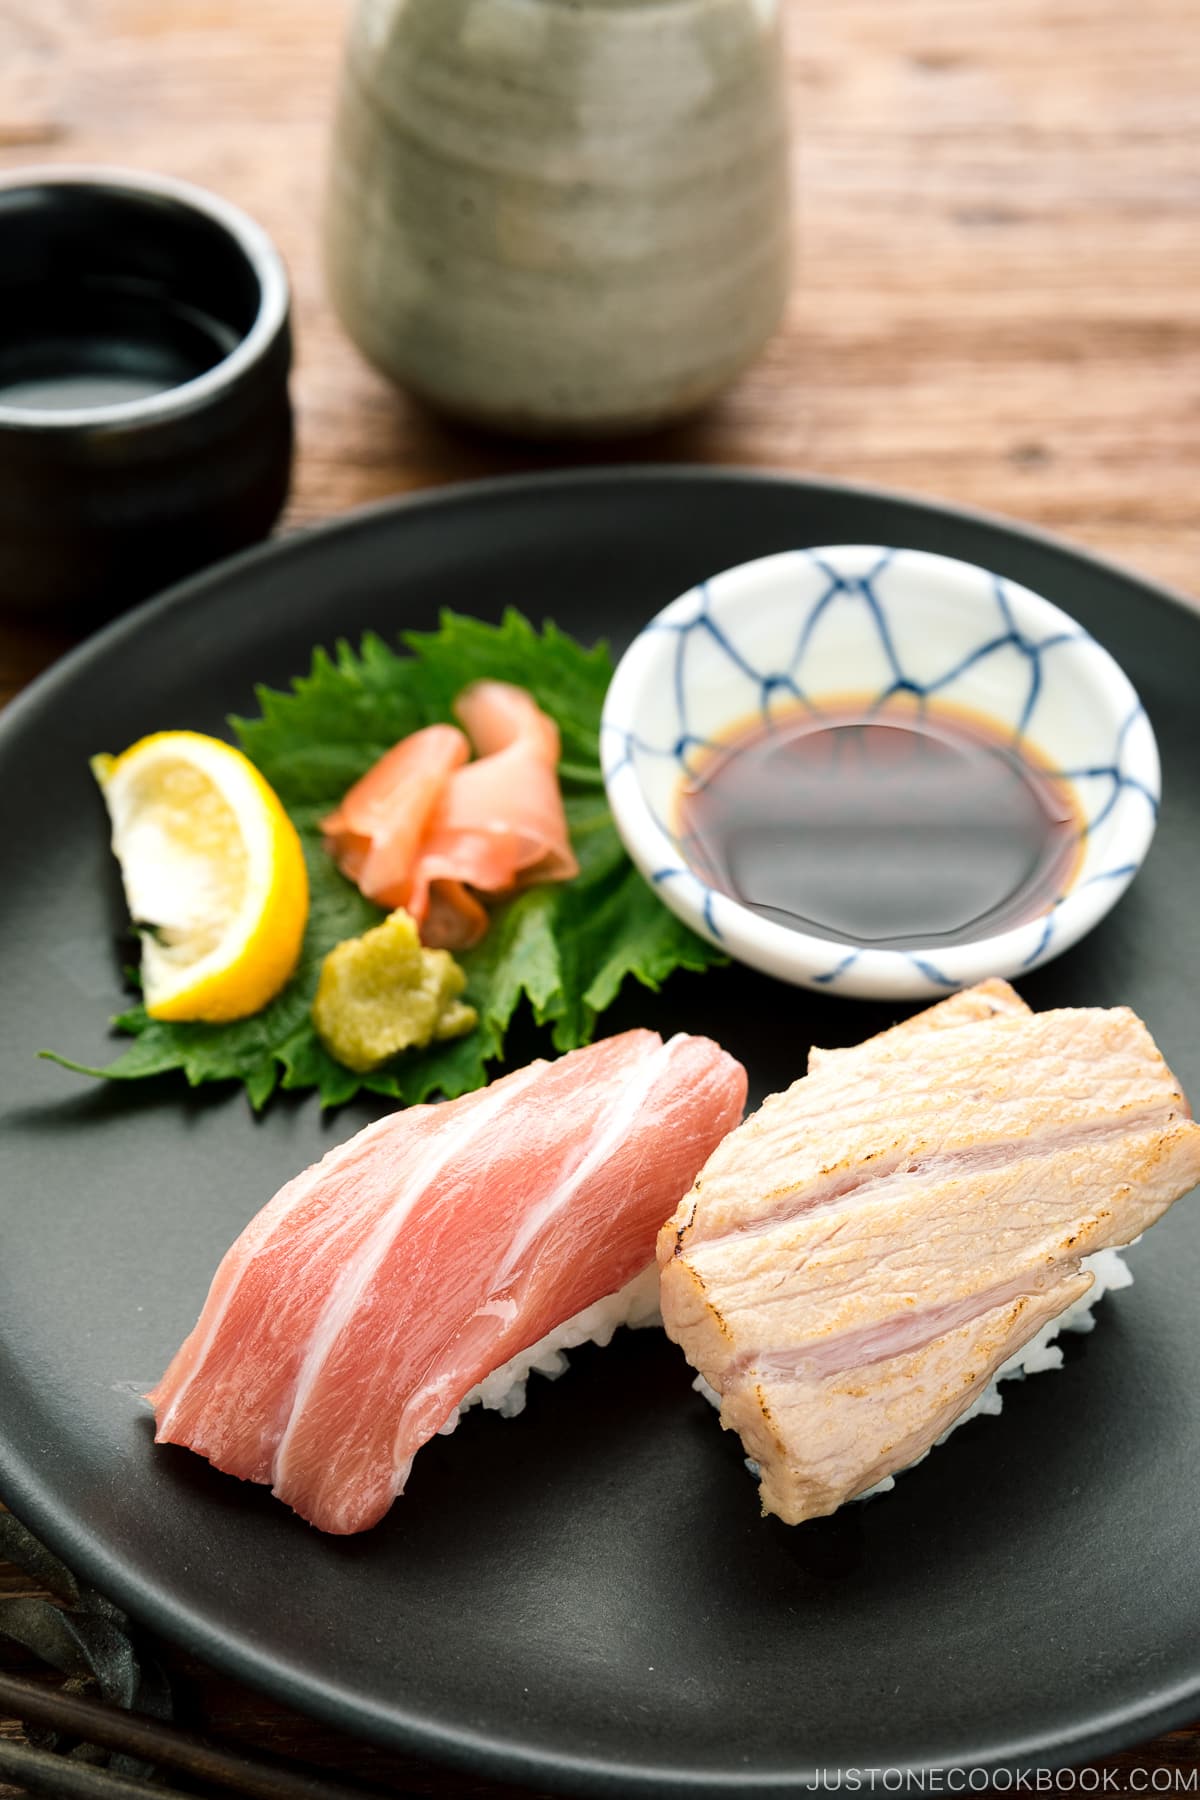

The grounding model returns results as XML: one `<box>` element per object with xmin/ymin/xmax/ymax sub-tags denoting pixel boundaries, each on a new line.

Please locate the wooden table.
<box><xmin>1</xmin><ymin>1</ymin><xmax>1197</xmax><ymax>1792</ymax></box>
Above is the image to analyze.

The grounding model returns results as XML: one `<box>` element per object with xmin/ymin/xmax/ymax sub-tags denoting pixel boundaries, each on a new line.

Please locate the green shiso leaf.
<box><xmin>43</xmin><ymin>609</ymin><xmax>724</xmax><ymax>1110</ymax></box>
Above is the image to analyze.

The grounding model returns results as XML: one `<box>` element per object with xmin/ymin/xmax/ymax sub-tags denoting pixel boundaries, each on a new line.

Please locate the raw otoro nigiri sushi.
<box><xmin>149</xmin><ymin>1029</ymin><xmax>746</xmax><ymax>1534</ymax></box>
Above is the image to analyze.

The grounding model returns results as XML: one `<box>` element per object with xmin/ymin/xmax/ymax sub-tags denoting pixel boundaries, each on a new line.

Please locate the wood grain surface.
<box><xmin>1</xmin><ymin>0</ymin><xmax>1197</xmax><ymax>1792</ymax></box>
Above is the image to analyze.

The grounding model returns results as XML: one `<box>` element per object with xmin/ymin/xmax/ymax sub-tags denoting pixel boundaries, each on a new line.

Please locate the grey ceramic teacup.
<box><xmin>325</xmin><ymin>0</ymin><xmax>792</xmax><ymax>438</ymax></box>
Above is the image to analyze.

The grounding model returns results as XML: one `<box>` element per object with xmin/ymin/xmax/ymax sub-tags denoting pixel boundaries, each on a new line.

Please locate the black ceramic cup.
<box><xmin>0</xmin><ymin>166</ymin><xmax>293</xmax><ymax>623</ymax></box>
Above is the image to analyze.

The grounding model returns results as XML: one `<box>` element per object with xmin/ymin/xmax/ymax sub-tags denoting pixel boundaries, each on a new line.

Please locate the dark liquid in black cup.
<box><xmin>0</xmin><ymin>288</ymin><xmax>238</xmax><ymax>413</ymax></box>
<box><xmin>678</xmin><ymin>700</ymin><xmax>1083</xmax><ymax>950</ymax></box>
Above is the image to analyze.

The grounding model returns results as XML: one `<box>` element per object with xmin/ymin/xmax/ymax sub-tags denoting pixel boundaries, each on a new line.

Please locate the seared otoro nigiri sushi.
<box><xmin>659</xmin><ymin>980</ymin><xmax>1200</xmax><ymax>1525</ymax></box>
<box><xmin>150</xmin><ymin>1029</ymin><xmax>746</xmax><ymax>1534</ymax></box>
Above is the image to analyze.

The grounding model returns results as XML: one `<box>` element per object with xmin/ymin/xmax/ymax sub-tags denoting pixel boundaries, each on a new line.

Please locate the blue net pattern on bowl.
<box><xmin>602</xmin><ymin>549</ymin><xmax>1158</xmax><ymax>993</ymax></box>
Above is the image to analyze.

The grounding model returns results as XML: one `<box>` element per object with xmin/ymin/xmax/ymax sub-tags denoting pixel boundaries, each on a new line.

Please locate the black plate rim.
<box><xmin>2</xmin><ymin>465</ymin><xmax>1198</xmax><ymax>1795</ymax></box>
<box><xmin>3</xmin><ymin>463</ymin><xmax>1199</xmax><ymax>756</ymax></box>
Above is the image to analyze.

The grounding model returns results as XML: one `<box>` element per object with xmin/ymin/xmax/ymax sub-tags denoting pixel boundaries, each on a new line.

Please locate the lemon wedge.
<box><xmin>93</xmin><ymin>731</ymin><xmax>309</xmax><ymax>1023</ymax></box>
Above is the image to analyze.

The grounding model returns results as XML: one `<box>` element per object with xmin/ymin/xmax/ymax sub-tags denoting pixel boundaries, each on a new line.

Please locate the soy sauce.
<box><xmin>678</xmin><ymin>700</ymin><xmax>1083</xmax><ymax>950</ymax></box>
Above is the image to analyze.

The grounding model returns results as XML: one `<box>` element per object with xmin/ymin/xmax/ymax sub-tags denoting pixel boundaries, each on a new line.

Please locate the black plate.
<box><xmin>2</xmin><ymin>470</ymin><xmax>1198</xmax><ymax>1795</ymax></box>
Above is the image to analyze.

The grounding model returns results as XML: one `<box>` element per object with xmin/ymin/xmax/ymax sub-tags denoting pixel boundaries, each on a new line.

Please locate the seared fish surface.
<box><xmin>658</xmin><ymin>980</ymin><xmax>1200</xmax><ymax>1524</ymax></box>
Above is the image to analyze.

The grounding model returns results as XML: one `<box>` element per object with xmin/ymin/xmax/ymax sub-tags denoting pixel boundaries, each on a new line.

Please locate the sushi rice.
<box><xmin>440</xmin><ymin>1247</ymin><xmax>1133</xmax><ymax>1467</ymax></box>
<box><xmin>439</xmin><ymin>1263</ymin><xmax>662</xmax><ymax>1431</ymax></box>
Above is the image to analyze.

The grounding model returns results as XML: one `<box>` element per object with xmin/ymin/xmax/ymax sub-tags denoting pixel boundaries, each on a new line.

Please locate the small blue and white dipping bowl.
<box><xmin>600</xmin><ymin>545</ymin><xmax>1160</xmax><ymax>1000</ymax></box>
